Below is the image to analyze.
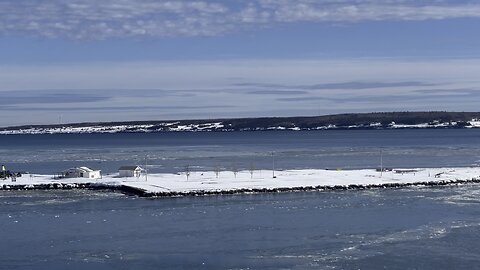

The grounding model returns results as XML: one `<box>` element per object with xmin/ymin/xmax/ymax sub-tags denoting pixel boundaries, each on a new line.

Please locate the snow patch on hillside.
<box><xmin>0</xmin><ymin>119</ymin><xmax>479</xmax><ymax>135</ymax></box>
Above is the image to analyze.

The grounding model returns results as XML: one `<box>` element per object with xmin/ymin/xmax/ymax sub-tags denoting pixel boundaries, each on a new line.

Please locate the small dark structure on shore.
<box><xmin>118</xmin><ymin>166</ymin><xmax>143</xmax><ymax>178</ymax></box>
<box><xmin>1</xmin><ymin>164</ymin><xmax>21</xmax><ymax>181</ymax></box>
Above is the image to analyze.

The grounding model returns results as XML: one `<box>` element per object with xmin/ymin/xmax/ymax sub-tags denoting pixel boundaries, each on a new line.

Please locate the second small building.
<box><xmin>63</xmin><ymin>167</ymin><xmax>102</xmax><ymax>179</ymax></box>
<box><xmin>118</xmin><ymin>166</ymin><xmax>143</xmax><ymax>178</ymax></box>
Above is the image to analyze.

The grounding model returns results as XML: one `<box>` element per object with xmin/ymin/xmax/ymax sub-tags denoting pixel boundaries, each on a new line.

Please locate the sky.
<box><xmin>1</xmin><ymin>0</ymin><xmax>480</xmax><ymax>127</ymax></box>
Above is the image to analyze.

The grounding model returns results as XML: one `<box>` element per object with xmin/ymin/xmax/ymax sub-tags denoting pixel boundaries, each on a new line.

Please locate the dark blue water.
<box><xmin>2</xmin><ymin>187</ymin><xmax>480</xmax><ymax>269</ymax></box>
<box><xmin>1</xmin><ymin>130</ymin><xmax>480</xmax><ymax>269</ymax></box>
<box><xmin>1</xmin><ymin>129</ymin><xmax>480</xmax><ymax>174</ymax></box>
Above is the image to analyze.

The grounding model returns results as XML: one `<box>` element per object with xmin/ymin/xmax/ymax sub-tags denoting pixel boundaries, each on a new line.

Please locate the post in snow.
<box><xmin>185</xmin><ymin>165</ymin><xmax>191</xmax><ymax>181</ymax></box>
<box><xmin>272</xmin><ymin>152</ymin><xmax>276</xmax><ymax>178</ymax></box>
<box><xmin>232</xmin><ymin>163</ymin><xmax>238</xmax><ymax>178</ymax></box>
<box><xmin>214</xmin><ymin>164</ymin><xmax>220</xmax><ymax>179</ymax></box>
<box><xmin>145</xmin><ymin>155</ymin><xmax>148</xmax><ymax>182</ymax></box>
<box><xmin>249</xmin><ymin>162</ymin><xmax>255</xmax><ymax>179</ymax></box>
<box><xmin>380</xmin><ymin>150</ymin><xmax>383</xmax><ymax>178</ymax></box>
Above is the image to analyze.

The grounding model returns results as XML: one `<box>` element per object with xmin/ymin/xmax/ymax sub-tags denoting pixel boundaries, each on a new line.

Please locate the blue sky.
<box><xmin>1</xmin><ymin>0</ymin><xmax>480</xmax><ymax>126</ymax></box>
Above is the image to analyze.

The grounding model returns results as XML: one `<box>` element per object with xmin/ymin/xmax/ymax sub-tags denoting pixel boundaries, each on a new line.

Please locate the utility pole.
<box><xmin>272</xmin><ymin>152</ymin><xmax>276</xmax><ymax>178</ymax></box>
<box><xmin>145</xmin><ymin>155</ymin><xmax>148</xmax><ymax>182</ymax></box>
<box><xmin>249</xmin><ymin>162</ymin><xmax>255</xmax><ymax>179</ymax></box>
<box><xmin>214</xmin><ymin>165</ymin><xmax>220</xmax><ymax>178</ymax></box>
<box><xmin>380</xmin><ymin>150</ymin><xmax>383</xmax><ymax>178</ymax></box>
<box><xmin>185</xmin><ymin>165</ymin><xmax>191</xmax><ymax>181</ymax></box>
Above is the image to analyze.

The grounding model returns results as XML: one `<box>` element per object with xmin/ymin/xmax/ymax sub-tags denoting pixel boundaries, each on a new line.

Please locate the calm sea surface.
<box><xmin>0</xmin><ymin>129</ymin><xmax>479</xmax><ymax>174</ymax></box>
<box><xmin>1</xmin><ymin>129</ymin><xmax>480</xmax><ymax>269</ymax></box>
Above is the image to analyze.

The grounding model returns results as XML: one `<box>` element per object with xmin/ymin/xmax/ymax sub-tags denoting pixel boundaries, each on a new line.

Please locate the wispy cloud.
<box><xmin>0</xmin><ymin>104</ymin><xmax>234</xmax><ymax>112</ymax></box>
<box><xmin>412</xmin><ymin>88</ymin><xmax>480</xmax><ymax>95</ymax></box>
<box><xmin>1</xmin><ymin>59</ymin><xmax>479</xmax><ymax>94</ymax></box>
<box><xmin>261</xmin><ymin>0</ymin><xmax>480</xmax><ymax>22</ymax></box>
<box><xmin>277</xmin><ymin>88</ymin><xmax>480</xmax><ymax>103</ymax></box>
<box><xmin>2</xmin><ymin>0</ymin><xmax>480</xmax><ymax>39</ymax></box>
<box><xmin>247</xmin><ymin>90</ymin><xmax>309</xmax><ymax>95</ymax></box>
<box><xmin>1</xmin><ymin>58</ymin><xmax>479</xmax><ymax>126</ymax></box>
<box><xmin>1</xmin><ymin>91</ymin><xmax>110</xmax><ymax>105</ymax></box>
<box><xmin>236</xmin><ymin>81</ymin><xmax>435</xmax><ymax>90</ymax></box>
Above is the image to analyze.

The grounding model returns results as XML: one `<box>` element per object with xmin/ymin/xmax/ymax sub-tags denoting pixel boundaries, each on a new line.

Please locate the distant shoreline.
<box><xmin>1</xmin><ymin>111</ymin><xmax>480</xmax><ymax>135</ymax></box>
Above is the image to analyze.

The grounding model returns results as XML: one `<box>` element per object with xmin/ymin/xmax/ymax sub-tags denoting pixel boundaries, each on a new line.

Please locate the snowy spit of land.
<box><xmin>1</xmin><ymin>119</ymin><xmax>479</xmax><ymax>135</ymax></box>
<box><xmin>2</xmin><ymin>167</ymin><xmax>480</xmax><ymax>196</ymax></box>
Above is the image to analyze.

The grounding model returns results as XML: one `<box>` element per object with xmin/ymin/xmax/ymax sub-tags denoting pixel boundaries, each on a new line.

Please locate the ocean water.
<box><xmin>0</xmin><ymin>129</ymin><xmax>479</xmax><ymax>174</ymax></box>
<box><xmin>2</xmin><ymin>187</ymin><xmax>480</xmax><ymax>269</ymax></box>
<box><xmin>1</xmin><ymin>129</ymin><xmax>480</xmax><ymax>269</ymax></box>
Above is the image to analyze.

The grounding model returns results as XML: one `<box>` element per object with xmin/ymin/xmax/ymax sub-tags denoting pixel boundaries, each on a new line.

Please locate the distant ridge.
<box><xmin>1</xmin><ymin>111</ymin><xmax>480</xmax><ymax>135</ymax></box>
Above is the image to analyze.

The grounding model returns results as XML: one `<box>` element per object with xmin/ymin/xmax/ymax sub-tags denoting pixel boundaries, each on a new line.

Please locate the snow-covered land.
<box><xmin>2</xmin><ymin>167</ymin><xmax>480</xmax><ymax>197</ymax></box>
<box><xmin>1</xmin><ymin>119</ymin><xmax>479</xmax><ymax>135</ymax></box>
<box><xmin>0</xmin><ymin>122</ymin><xmax>226</xmax><ymax>135</ymax></box>
<box><xmin>470</xmin><ymin>119</ymin><xmax>480</xmax><ymax>128</ymax></box>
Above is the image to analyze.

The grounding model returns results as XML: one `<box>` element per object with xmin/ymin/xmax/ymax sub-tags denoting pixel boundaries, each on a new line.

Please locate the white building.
<box><xmin>118</xmin><ymin>166</ymin><xmax>143</xmax><ymax>178</ymax></box>
<box><xmin>63</xmin><ymin>167</ymin><xmax>101</xmax><ymax>179</ymax></box>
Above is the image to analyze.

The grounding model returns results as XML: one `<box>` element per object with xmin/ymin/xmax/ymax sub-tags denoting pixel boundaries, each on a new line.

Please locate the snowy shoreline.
<box><xmin>1</xmin><ymin>167</ymin><xmax>480</xmax><ymax>197</ymax></box>
<box><xmin>1</xmin><ymin>119</ymin><xmax>479</xmax><ymax>135</ymax></box>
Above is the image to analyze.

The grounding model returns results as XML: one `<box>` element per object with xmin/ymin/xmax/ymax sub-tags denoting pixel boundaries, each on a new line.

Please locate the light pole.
<box><xmin>272</xmin><ymin>152</ymin><xmax>276</xmax><ymax>178</ymax></box>
<box><xmin>380</xmin><ymin>150</ymin><xmax>383</xmax><ymax>178</ymax></box>
<box><xmin>145</xmin><ymin>155</ymin><xmax>148</xmax><ymax>182</ymax></box>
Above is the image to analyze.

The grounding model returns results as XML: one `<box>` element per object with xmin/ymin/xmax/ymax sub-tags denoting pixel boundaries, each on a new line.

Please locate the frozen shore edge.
<box><xmin>1</xmin><ymin>178</ymin><xmax>480</xmax><ymax>198</ymax></box>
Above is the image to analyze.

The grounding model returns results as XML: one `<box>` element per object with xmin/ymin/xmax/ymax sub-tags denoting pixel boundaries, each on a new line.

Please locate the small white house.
<box><xmin>63</xmin><ymin>167</ymin><xmax>101</xmax><ymax>179</ymax></box>
<box><xmin>118</xmin><ymin>166</ymin><xmax>143</xmax><ymax>178</ymax></box>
